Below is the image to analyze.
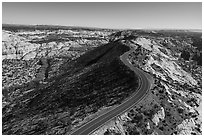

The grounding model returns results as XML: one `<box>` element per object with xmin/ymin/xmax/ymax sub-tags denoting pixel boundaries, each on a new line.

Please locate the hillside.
<box><xmin>92</xmin><ymin>30</ymin><xmax>202</xmax><ymax>135</ymax></box>
<box><xmin>2</xmin><ymin>26</ymin><xmax>202</xmax><ymax>135</ymax></box>
<box><xmin>2</xmin><ymin>38</ymin><xmax>139</xmax><ymax>134</ymax></box>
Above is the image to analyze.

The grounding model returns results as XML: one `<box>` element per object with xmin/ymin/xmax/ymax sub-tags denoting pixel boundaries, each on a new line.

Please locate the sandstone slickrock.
<box><xmin>2</xmin><ymin>27</ymin><xmax>202</xmax><ymax>135</ymax></box>
<box><xmin>92</xmin><ymin>30</ymin><xmax>202</xmax><ymax>135</ymax></box>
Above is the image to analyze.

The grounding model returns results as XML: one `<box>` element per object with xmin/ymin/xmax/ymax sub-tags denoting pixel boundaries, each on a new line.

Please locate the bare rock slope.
<box><xmin>93</xmin><ymin>30</ymin><xmax>202</xmax><ymax>135</ymax></box>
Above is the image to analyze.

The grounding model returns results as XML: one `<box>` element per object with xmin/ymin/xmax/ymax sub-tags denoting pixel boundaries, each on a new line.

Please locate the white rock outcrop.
<box><xmin>152</xmin><ymin>107</ymin><xmax>165</xmax><ymax>126</ymax></box>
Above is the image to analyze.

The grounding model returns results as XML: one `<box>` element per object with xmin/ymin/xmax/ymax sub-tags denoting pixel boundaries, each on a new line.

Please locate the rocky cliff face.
<box><xmin>92</xmin><ymin>30</ymin><xmax>202</xmax><ymax>135</ymax></box>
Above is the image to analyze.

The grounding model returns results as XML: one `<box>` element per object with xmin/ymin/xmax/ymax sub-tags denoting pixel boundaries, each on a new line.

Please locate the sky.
<box><xmin>2</xmin><ymin>2</ymin><xmax>202</xmax><ymax>29</ymax></box>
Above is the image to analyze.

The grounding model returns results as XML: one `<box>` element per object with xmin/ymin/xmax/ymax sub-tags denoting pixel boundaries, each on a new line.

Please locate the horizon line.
<box><xmin>2</xmin><ymin>23</ymin><xmax>202</xmax><ymax>31</ymax></box>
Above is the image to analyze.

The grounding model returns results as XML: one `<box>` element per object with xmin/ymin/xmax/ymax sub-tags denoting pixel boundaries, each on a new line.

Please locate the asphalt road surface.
<box><xmin>71</xmin><ymin>48</ymin><xmax>151</xmax><ymax>135</ymax></box>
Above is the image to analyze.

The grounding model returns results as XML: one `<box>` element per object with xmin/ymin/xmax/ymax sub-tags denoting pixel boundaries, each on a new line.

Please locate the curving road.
<box><xmin>71</xmin><ymin>48</ymin><xmax>151</xmax><ymax>135</ymax></box>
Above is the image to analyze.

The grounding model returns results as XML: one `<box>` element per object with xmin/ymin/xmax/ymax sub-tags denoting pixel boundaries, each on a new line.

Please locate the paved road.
<box><xmin>71</xmin><ymin>48</ymin><xmax>151</xmax><ymax>135</ymax></box>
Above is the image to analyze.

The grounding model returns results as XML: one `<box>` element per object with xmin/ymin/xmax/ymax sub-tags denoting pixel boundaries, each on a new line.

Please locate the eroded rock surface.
<box><xmin>93</xmin><ymin>30</ymin><xmax>202</xmax><ymax>135</ymax></box>
<box><xmin>2</xmin><ymin>27</ymin><xmax>202</xmax><ymax>135</ymax></box>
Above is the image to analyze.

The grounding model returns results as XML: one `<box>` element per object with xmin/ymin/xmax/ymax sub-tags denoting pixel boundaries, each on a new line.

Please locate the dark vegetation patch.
<box><xmin>29</xmin><ymin>35</ymin><xmax>105</xmax><ymax>44</ymax></box>
<box><xmin>190</xmin><ymin>34</ymin><xmax>202</xmax><ymax>50</ymax></box>
<box><xmin>192</xmin><ymin>51</ymin><xmax>202</xmax><ymax>66</ymax></box>
<box><xmin>180</xmin><ymin>49</ymin><xmax>202</xmax><ymax>66</ymax></box>
<box><xmin>181</xmin><ymin>50</ymin><xmax>191</xmax><ymax>61</ymax></box>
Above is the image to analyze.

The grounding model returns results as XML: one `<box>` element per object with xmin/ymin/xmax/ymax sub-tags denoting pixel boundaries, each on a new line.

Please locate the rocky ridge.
<box><xmin>92</xmin><ymin>30</ymin><xmax>202</xmax><ymax>135</ymax></box>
